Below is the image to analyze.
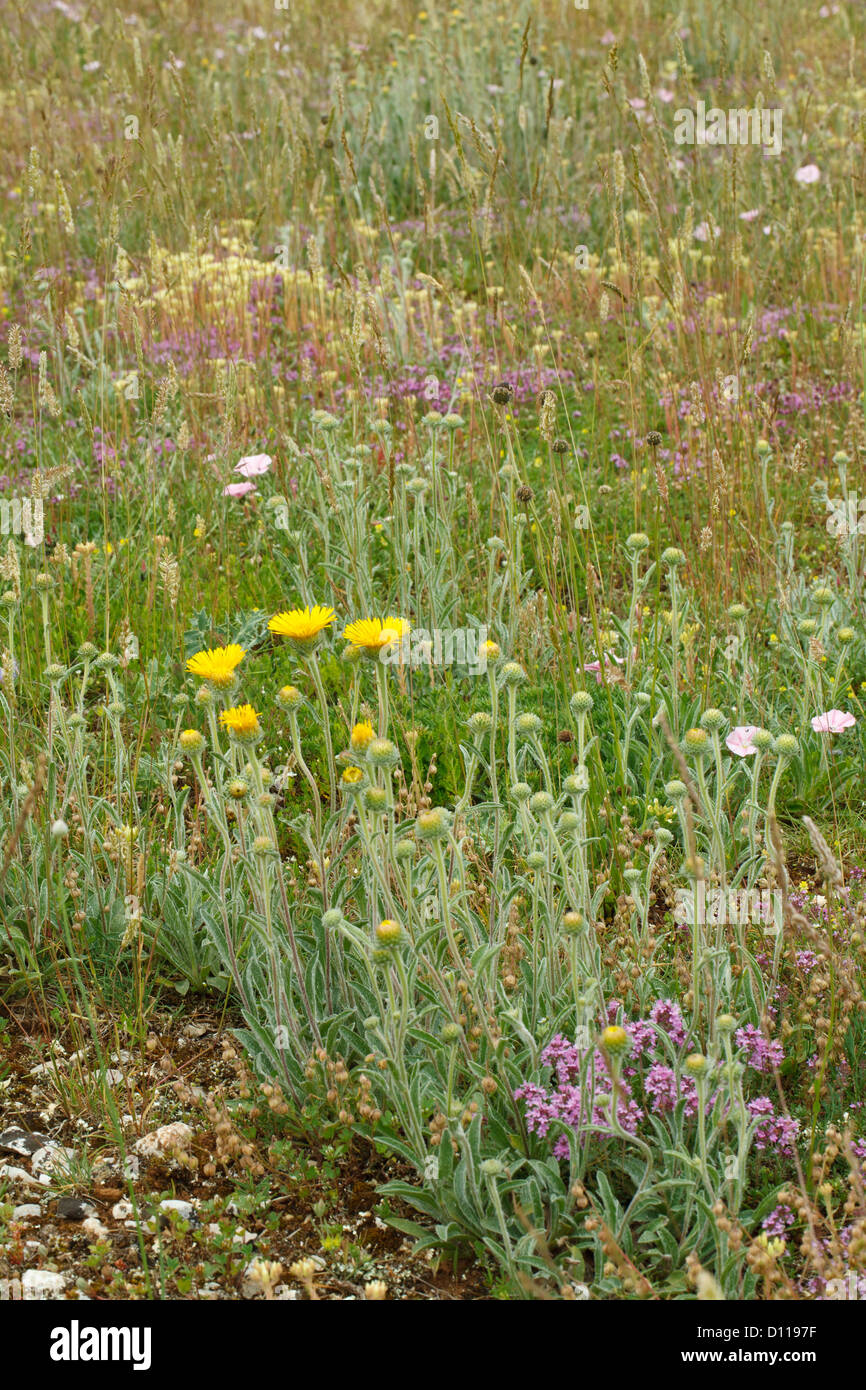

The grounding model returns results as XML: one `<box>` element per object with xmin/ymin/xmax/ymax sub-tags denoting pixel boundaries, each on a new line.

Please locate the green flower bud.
<box><xmin>375</xmin><ymin>919</ymin><xmax>402</xmax><ymax>946</ymax></box>
<box><xmin>277</xmin><ymin>684</ymin><xmax>304</xmax><ymax>709</ymax></box>
<box><xmin>570</xmin><ymin>690</ymin><xmax>594</xmax><ymax>716</ymax></box>
<box><xmin>367</xmin><ymin>738</ymin><xmax>399</xmax><ymax>768</ymax></box>
<box><xmin>415</xmin><ymin>807</ymin><xmax>452</xmax><ymax>841</ymax></box>
<box><xmin>500</xmin><ymin>660</ymin><xmax>527</xmax><ymax>686</ymax></box>
<box><xmin>562</xmin><ymin>910</ymin><xmax>585</xmax><ymax>935</ymax></box>
<box><xmin>468</xmin><ymin>710</ymin><xmax>493</xmax><ymax>736</ymax></box>
<box><xmin>683</xmin><ymin>727</ymin><xmax>709</xmax><ymax>754</ymax></box>
<box><xmin>699</xmin><ymin>709</ymin><xmax>726</xmax><ymax>733</ymax></box>
<box><xmin>600</xmin><ymin>1025</ymin><xmax>629</xmax><ymax>1057</ymax></box>
<box><xmin>515</xmin><ymin>712</ymin><xmax>542</xmax><ymax>736</ymax></box>
<box><xmin>625</xmin><ymin>532</ymin><xmax>650</xmax><ymax>552</ymax></box>
<box><xmin>480</xmin><ymin>1159</ymin><xmax>506</xmax><ymax>1177</ymax></box>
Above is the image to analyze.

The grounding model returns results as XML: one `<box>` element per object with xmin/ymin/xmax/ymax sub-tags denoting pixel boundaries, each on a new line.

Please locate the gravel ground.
<box><xmin>0</xmin><ymin>1002</ymin><xmax>490</xmax><ymax>1301</ymax></box>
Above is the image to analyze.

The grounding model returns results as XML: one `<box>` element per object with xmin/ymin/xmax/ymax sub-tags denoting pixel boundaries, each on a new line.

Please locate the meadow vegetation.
<box><xmin>2</xmin><ymin>0</ymin><xmax>866</xmax><ymax>1300</ymax></box>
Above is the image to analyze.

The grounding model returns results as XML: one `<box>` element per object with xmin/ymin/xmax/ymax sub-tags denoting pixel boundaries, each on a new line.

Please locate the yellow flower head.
<box><xmin>350</xmin><ymin>720</ymin><xmax>375</xmax><ymax>751</ymax></box>
<box><xmin>341</xmin><ymin>765</ymin><xmax>364</xmax><ymax>786</ymax></box>
<box><xmin>342</xmin><ymin>617</ymin><xmax>410</xmax><ymax>657</ymax></box>
<box><xmin>600</xmin><ymin>1024</ymin><xmax>628</xmax><ymax>1056</ymax></box>
<box><xmin>219</xmin><ymin>704</ymin><xmax>262</xmax><ymax>741</ymax></box>
<box><xmin>186</xmin><ymin>644</ymin><xmax>245</xmax><ymax>688</ymax></box>
<box><xmin>268</xmin><ymin>605</ymin><xmax>336</xmax><ymax>646</ymax></box>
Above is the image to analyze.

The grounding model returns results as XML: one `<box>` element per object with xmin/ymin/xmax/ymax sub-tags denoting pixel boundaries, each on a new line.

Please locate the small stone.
<box><xmin>12</xmin><ymin>1204</ymin><xmax>42</xmax><ymax>1221</ymax></box>
<box><xmin>91</xmin><ymin>1069</ymin><xmax>124</xmax><ymax>1087</ymax></box>
<box><xmin>0</xmin><ymin>1162</ymin><xmax>49</xmax><ymax>1188</ymax></box>
<box><xmin>135</xmin><ymin>1122</ymin><xmax>193</xmax><ymax>1159</ymax></box>
<box><xmin>29</xmin><ymin>1056</ymin><xmax>65</xmax><ymax>1077</ymax></box>
<box><xmin>82</xmin><ymin>1217</ymin><xmax>110</xmax><ymax>1240</ymax></box>
<box><xmin>0</xmin><ymin>1127</ymin><xmax>51</xmax><ymax>1156</ymax></box>
<box><xmin>22</xmin><ymin>1269</ymin><xmax>67</xmax><ymax>1300</ymax></box>
<box><xmin>159</xmin><ymin>1198</ymin><xmax>196</xmax><ymax>1222</ymax></box>
<box><xmin>55</xmin><ymin>1196</ymin><xmax>97</xmax><ymax>1222</ymax></box>
<box><xmin>31</xmin><ymin>1144</ymin><xmax>77</xmax><ymax>1177</ymax></box>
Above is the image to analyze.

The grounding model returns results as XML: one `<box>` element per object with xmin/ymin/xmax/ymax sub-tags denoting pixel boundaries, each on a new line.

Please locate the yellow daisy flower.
<box><xmin>268</xmin><ymin>604</ymin><xmax>336</xmax><ymax>646</ymax></box>
<box><xmin>350</xmin><ymin>720</ymin><xmax>375</xmax><ymax>751</ymax></box>
<box><xmin>341</xmin><ymin>765</ymin><xmax>364</xmax><ymax>786</ymax></box>
<box><xmin>218</xmin><ymin>704</ymin><xmax>262</xmax><ymax>740</ymax></box>
<box><xmin>342</xmin><ymin>616</ymin><xmax>410</xmax><ymax>656</ymax></box>
<box><xmin>186</xmin><ymin>644</ymin><xmax>246</xmax><ymax>688</ymax></box>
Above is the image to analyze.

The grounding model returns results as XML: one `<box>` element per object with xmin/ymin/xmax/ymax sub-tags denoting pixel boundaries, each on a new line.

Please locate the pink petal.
<box><xmin>223</xmin><ymin>481</ymin><xmax>257</xmax><ymax>498</ymax></box>
<box><xmin>726</xmin><ymin>725</ymin><xmax>759</xmax><ymax>757</ymax></box>
<box><xmin>234</xmin><ymin>453</ymin><xmax>272</xmax><ymax>477</ymax></box>
<box><xmin>811</xmin><ymin>709</ymin><xmax>856</xmax><ymax>734</ymax></box>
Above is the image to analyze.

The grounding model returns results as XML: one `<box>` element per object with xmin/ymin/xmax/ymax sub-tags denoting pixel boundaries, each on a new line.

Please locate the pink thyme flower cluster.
<box><xmin>516</xmin><ymin>1002</ymin><xmax>700</xmax><ymax>1156</ymax></box>
<box><xmin>515</xmin><ymin>1034</ymin><xmax>644</xmax><ymax>1158</ymax></box>
<box><xmin>747</xmin><ymin>1097</ymin><xmax>799</xmax><ymax>1152</ymax></box>
<box><xmin>644</xmin><ymin>1063</ymin><xmax>699</xmax><ymax>1117</ymax></box>
<box><xmin>735</xmin><ymin>1024</ymin><xmax>784</xmax><ymax>1072</ymax></box>
<box><xmin>762</xmin><ymin>1203</ymin><xmax>794</xmax><ymax>1238</ymax></box>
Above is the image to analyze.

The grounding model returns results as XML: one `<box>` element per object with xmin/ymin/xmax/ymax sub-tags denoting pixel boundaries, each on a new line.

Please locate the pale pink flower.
<box><xmin>223</xmin><ymin>481</ymin><xmax>257</xmax><ymax>498</ymax></box>
<box><xmin>726</xmin><ymin>725</ymin><xmax>759</xmax><ymax>757</ymax></box>
<box><xmin>655</xmin><ymin>88</ymin><xmax>675</xmax><ymax>104</ymax></box>
<box><xmin>582</xmin><ymin>648</ymin><xmax>635</xmax><ymax>683</ymax></box>
<box><xmin>794</xmin><ymin>163</ymin><xmax>821</xmax><ymax>185</ymax></box>
<box><xmin>739</xmin><ymin>209</ymin><xmax>760</xmax><ymax>222</ymax></box>
<box><xmin>693</xmin><ymin>220</ymin><xmax>719</xmax><ymax>243</ymax></box>
<box><xmin>234</xmin><ymin>453</ymin><xmax>272</xmax><ymax>477</ymax></box>
<box><xmin>811</xmin><ymin>709</ymin><xmax>856</xmax><ymax>734</ymax></box>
